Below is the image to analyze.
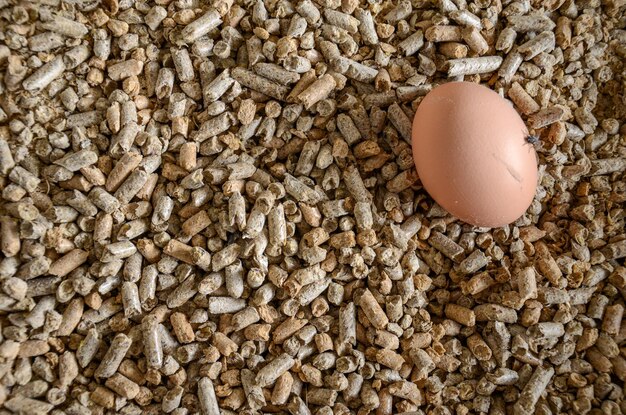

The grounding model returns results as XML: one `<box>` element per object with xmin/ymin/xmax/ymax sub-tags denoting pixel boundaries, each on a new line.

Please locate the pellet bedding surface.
<box><xmin>0</xmin><ymin>0</ymin><xmax>624</xmax><ymax>414</ymax></box>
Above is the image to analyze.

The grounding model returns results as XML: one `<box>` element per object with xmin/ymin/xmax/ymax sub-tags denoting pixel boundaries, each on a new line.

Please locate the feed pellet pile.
<box><xmin>0</xmin><ymin>0</ymin><xmax>625</xmax><ymax>414</ymax></box>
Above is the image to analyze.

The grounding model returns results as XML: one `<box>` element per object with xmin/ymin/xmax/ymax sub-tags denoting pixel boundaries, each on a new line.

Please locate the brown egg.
<box><xmin>412</xmin><ymin>82</ymin><xmax>538</xmax><ymax>228</ymax></box>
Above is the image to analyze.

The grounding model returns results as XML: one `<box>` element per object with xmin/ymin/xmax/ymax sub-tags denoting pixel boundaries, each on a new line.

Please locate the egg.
<box><xmin>412</xmin><ymin>82</ymin><xmax>538</xmax><ymax>228</ymax></box>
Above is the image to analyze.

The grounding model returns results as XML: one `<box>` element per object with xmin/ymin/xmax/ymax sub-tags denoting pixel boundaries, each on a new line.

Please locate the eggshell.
<box><xmin>412</xmin><ymin>82</ymin><xmax>538</xmax><ymax>228</ymax></box>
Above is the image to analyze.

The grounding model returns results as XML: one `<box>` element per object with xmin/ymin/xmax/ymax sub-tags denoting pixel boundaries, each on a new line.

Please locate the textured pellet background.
<box><xmin>0</xmin><ymin>0</ymin><xmax>624</xmax><ymax>414</ymax></box>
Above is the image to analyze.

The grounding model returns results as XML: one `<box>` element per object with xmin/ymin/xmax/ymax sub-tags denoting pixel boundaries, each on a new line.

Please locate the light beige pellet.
<box><xmin>298</xmin><ymin>74</ymin><xmax>337</xmax><ymax>109</ymax></box>
<box><xmin>358</xmin><ymin>289</ymin><xmax>388</xmax><ymax>329</ymax></box>
<box><xmin>508</xmin><ymin>82</ymin><xmax>540</xmax><ymax>115</ymax></box>
<box><xmin>446</xmin><ymin>56</ymin><xmax>503</xmax><ymax>76</ymax></box>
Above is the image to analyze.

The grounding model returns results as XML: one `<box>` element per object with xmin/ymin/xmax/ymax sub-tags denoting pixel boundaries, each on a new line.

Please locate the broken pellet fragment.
<box><xmin>457</xmin><ymin>250</ymin><xmax>488</xmax><ymax>274</ymax></box>
<box><xmin>298</xmin><ymin>74</ymin><xmax>337</xmax><ymax>109</ymax></box>
<box><xmin>445</xmin><ymin>303</ymin><xmax>476</xmax><ymax>326</ymax></box>
<box><xmin>198</xmin><ymin>377</ymin><xmax>221</xmax><ymax>415</ymax></box>
<box><xmin>181</xmin><ymin>9</ymin><xmax>222</xmax><ymax>43</ymax></box>
<box><xmin>256</xmin><ymin>353</ymin><xmax>295</xmax><ymax>387</ymax></box>
<box><xmin>0</xmin><ymin>216</ymin><xmax>20</xmax><ymax>257</ymax></box>
<box><xmin>446</xmin><ymin>56</ymin><xmax>503</xmax><ymax>76</ymax></box>
<box><xmin>22</xmin><ymin>56</ymin><xmax>65</xmax><ymax>91</ymax></box>
<box><xmin>358</xmin><ymin>289</ymin><xmax>388</xmax><ymax>329</ymax></box>
<box><xmin>232</xmin><ymin>67</ymin><xmax>289</xmax><ymax>100</ymax></box>
<box><xmin>142</xmin><ymin>314</ymin><xmax>163</xmax><ymax>369</ymax></box>
<box><xmin>429</xmin><ymin>232</ymin><xmax>464</xmax><ymax>262</ymax></box>
<box><xmin>512</xmin><ymin>365</ymin><xmax>554</xmax><ymax>415</ymax></box>
<box><xmin>95</xmin><ymin>333</ymin><xmax>132</xmax><ymax>378</ymax></box>
<box><xmin>164</xmin><ymin>239</ymin><xmax>211</xmax><ymax>270</ymax></box>
<box><xmin>48</xmin><ymin>249</ymin><xmax>89</xmax><ymax>277</ymax></box>
<box><xmin>387</xmin><ymin>102</ymin><xmax>412</xmax><ymax>143</ymax></box>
